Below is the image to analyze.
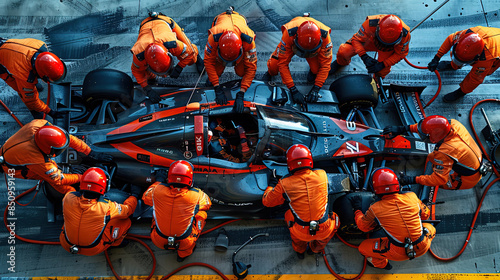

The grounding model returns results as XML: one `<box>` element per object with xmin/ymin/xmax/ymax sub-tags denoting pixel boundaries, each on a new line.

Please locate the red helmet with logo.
<box><xmin>34</xmin><ymin>52</ymin><xmax>66</xmax><ymax>83</ymax></box>
<box><xmin>145</xmin><ymin>43</ymin><xmax>174</xmax><ymax>75</ymax></box>
<box><xmin>372</xmin><ymin>167</ymin><xmax>400</xmax><ymax>195</ymax></box>
<box><xmin>168</xmin><ymin>160</ymin><xmax>194</xmax><ymax>187</ymax></box>
<box><xmin>452</xmin><ymin>31</ymin><xmax>485</xmax><ymax>65</ymax></box>
<box><xmin>376</xmin><ymin>15</ymin><xmax>404</xmax><ymax>46</ymax></box>
<box><xmin>286</xmin><ymin>144</ymin><xmax>313</xmax><ymax>172</ymax></box>
<box><xmin>295</xmin><ymin>21</ymin><xmax>322</xmax><ymax>51</ymax></box>
<box><xmin>418</xmin><ymin>115</ymin><xmax>451</xmax><ymax>143</ymax></box>
<box><xmin>34</xmin><ymin>125</ymin><xmax>70</xmax><ymax>157</ymax></box>
<box><xmin>218</xmin><ymin>31</ymin><xmax>243</xmax><ymax>63</ymax></box>
<box><xmin>81</xmin><ymin>167</ymin><xmax>109</xmax><ymax>195</ymax></box>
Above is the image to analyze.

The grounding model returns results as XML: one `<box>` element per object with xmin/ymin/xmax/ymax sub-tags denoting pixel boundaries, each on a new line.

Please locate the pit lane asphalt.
<box><xmin>1</xmin><ymin>0</ymin><xmax>500</xmax><ymax>278</ymax></box>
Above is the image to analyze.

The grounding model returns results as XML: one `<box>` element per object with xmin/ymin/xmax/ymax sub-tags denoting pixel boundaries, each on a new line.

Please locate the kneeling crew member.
<box><xmin>0</xmin><ymin>119</ymin><xmax>112</xmax><ymax>194</ymax></box>
<box><xmin>349</xmin><ymin>168</ymin><xmax>436</xmax><ymax>269</ymax></box>
<box><xmin>142</xmin><ymin>160</ymin><xmax>212</xmax><ymax>262</ymax></box>
<box><xmin>262</xmin><ymin>144</ymin><xmax>339</xmax><ymax>259</ymax></box>
<box><xmin>383</xmin><ymin>115</ymin><xmax>483</xmax><ymax>190</ymax></box>
<box><xmin>60</xmin><ymin>167</ymin><xmax>140</xmax><ymax>256</ymax></box>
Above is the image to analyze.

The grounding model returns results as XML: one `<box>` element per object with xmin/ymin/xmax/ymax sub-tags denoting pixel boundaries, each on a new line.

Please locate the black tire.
<box><xmin>82</xmin><ymin>69</ymin><xmax>134</xmax><ymax>108</ymax></box>
<box><xmin>329</xmin><ymin>74</ymin><xmax>378</xmax><ymax>114</ymax></box>
<box><xmin>331</xmin><ymin>192</ymin><xmax>377</xmax><ymax>237</ymax></box>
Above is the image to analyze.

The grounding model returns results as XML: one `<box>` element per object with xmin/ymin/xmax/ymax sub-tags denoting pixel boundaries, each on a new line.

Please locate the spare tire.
<box><xmin>329</xmin><ymin>74</ymin><xmax>378</xmax><ymax>114</ymax></box>
<box><xmin>82</xmin><ymin>69</ymin><xmax>134</xmax><ymax>108</ymax></box>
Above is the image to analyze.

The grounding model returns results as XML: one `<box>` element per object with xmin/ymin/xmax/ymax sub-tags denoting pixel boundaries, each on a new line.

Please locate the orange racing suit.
<box><xmin>0</xmin><ymin>38</ymin><xmax>52</xmax><ymax>114</ymax></box>
<box><xmin>262</xmin><ymin>168</ymin><xmax>339</xmax><ymax>253</ymax></box>
<box><xmin>409</xmin><ymin>119</ymin><xmax>482</xmax><ymax>190</ymax></box>
<box><xmin>142</xmin><ymin>182</ymin><xmax>212</xmax><ymax>258</ymax></box>
<box><xmin>267</xmin><ymin>16</ymin><xmax>333</xmax><ymax>89</ymax></box>
<box><xmin>434</xmin><ymin>26</ymin><xmax>500</xmax><ymax>94</ymax></box>
<box><xmin>336</xmin><ymin>15</ymin><xmax>411</xmax><ymax>78</ymax></box>
<box><xmin>131</xmin><ymin>15</ymin><xmax>200</xmax><ymax>88</ymax></box>
<box><xmin>0</xmin><ymin>119</ymin><xmax>92</xmax><ymax>194</ymax></box>
<box><xmin>354</xmin><ymin>192</ymin><xmax>436</xmax><ymax>268</ymax></box>
<box><xmin>204</xmin><ymin>10</ymin><xmax>257</xmax><ymax>93</ymax></box>
<box><xmin>59</xmin><ymin>192</ymin><xmax>137</xmax><ymax>256</ymax></box>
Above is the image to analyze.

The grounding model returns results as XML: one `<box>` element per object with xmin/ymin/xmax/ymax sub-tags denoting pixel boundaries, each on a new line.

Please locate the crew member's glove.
<box><xmin>360</xmin><ymin>54</ymin><xmax>378</xmax><ymax>68</ymax></box>
<box><xmin>289</xmin><ymin>86</ymin><xmax>305</xmax><ymax>105</ymax></box>
<box><xmin>155</xmin><ymin>169</ymin><xmax>168</xmax><ymax>183</ymax></box>
<box><xmin>427</xmin><ymin>55</ymin><xmax>441</xmax><ymax>72</ymax></box>
<box><xmin>367</xmin><ymin>62</ymin><xmax>385</xmax><ymax>74</ymax></box>
<box><xmin>269</xmin><ymin>176</ymin><xmax>279</xmax><ymax>188</ymax></box>
<box><xmin>88</xmin><ymin>151</ymin><xmax>114</xmax><ymax>162</ymax></box>
<box><xmin>144</xmin><ymin>85</ymin><xmax>161</xmax><ymax>103</ymax></box>
<box><xmin>233</xmin><ymin>91</ymin><xmax>245</xmax><ymax>113</ymax></box>
<box><xmin>48</xmin><ymin>109</ymin><xmax>67</xmax><ymax>119</ymax></box>
<box><xmin>70</xmin><ymin>165</ymin><xmax>87</xmax><ymax>175</ymax></box>
<box><xmin>130</xmin><ymin>184</ymin><xmax>143</xmax><ymax>199</ymax></box>
<box><xmin>348</xmin><ymin>195</ymin><xmax>363</xmax><ymax>212</ymax></box>
<box><xmin>237</xmin><ymin>125</ymin><xmax>246</xmax><ymax>139</ymax></box>
<box><xmin>306</xmin><ymin>85</ymin><xmax>321</xmax><ymax>103</ymax></box>
<box><xmin>383</xmin><ymin>126</ymin><xmax>409</xmax><ymax>137</ymax></box>
<box><xmin>437</xmin><ymin>61</ymin><xmax>454</xmax><ymax>71</ymax></box>
<box><xmin>214</xmin><ymin>85</ymin><xmax>228</xmax><ymax>105</ymax></box>
<box><xmin>399</xmin><ymin>175</ymin><xmax>416</xmax><ymax>185</ymax></box>
<box><xmin>169</xmin><ymin>65</ymin><xmax>184</xmax><ymax>79</ymax></box>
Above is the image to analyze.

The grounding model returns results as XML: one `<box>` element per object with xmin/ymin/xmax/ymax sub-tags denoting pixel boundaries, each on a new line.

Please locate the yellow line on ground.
<box><xmin>33</xmin><ymin>274</ymin><xmax>500</xmax><ymax>280</ymax></box>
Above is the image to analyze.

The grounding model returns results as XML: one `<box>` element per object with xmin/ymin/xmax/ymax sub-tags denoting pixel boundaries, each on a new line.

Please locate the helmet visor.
<box><xmin>46</xmin><ymin>61</ymin><xmax>67</xmax><ymax>84</ymax></box>
<box><xmin>50</xmin><ymin>131</ymin><xmax>70</xmax><ymax>157</ymax></box>
<box><xmin>293</xmin><ymin>38</ymin><xmax>322</xmax><ymax>58</ymax></box>
<box><xmin>217</xmin><ymin>47</ymin><xmax>243</xmax><ymax>67</ymax></box>
<box><xmin>147</xmin><ymin>53</ymin><xmax>174</xmax><ymax>76</ymax></box>
<box><xmin>417</xmin><ymin>120</ymin><xmax>430</xmax><ymax>142</ymax></box>
<box><xmin>451</xmin><ymin>44</ymin><xmax>476</xmax><ymax>67</ymax></box>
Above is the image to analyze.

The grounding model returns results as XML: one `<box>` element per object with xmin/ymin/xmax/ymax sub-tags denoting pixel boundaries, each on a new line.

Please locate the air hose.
<box><xmin>0</xmin><ymin>98</ymin><xmax>23</xmax><ymax>127</ymax></box>
<box><xmin>429</xmin><ymin>99</ymin><xmax>500</xmax><ymax>261</ymax></box>
<box><xmin>404</xmin><ymin>58</ymin><xmax>442</xmax><ymax>108</ymax></box>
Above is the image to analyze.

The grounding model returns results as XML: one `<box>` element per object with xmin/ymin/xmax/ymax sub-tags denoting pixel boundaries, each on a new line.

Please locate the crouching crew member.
<box><xmin>263</xmin><ymin>14</ymin><xmax>333</xmax><ymax>104</ymax></box>
<box><xmin>0</xmin><ymin>38</ymin><xmax>67</xmax><ymax>119</ymax></box>
<box><xmin>330</xmin><ymin>14</ymin><xmax>410</xmax><ymax>79</ymax></box>
<box><xmin>262</xmin><ymin>144</ymin><xmax>339</xmax><ymax>259</ymax></box>
<box><xmin>131</xmin><ymin>12</ymin><xmax>204</xmax><ymax>104</ymax></box>
<box><xmin>349</xmin><ymin>168</ymin><xmax>436</xmax><ymax>269</ymax></box>
<box><xmin>142</xmin><ymin>160</ymin><xmax>212</xmax><ymax>262</ymax></box>
<box><xmin>383</xmin><ymin>115</ymin><xmax>483</xmax><ymax>190</ymax></box>
<box><xmin>427</xmin><ymin>26</ymin><xmax>500</xmax><ymax>102</ymax></box>
<box><xmin>60</xmin><ymin>167</ymin><xmax>140</xmax><ymax>256</ymax></box>
<box><xmin>0</xmin><ymin>119</ymin><xmax>112</xmax><ymax>194</ymax></box>
<box><xmin>204</xmin><ymin>7</ymin><xmax>257</xmax><ymax>113</ymax></box>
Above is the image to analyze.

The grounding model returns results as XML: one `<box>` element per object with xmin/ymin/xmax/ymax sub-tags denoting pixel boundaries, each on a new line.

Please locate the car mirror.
<box><xmin>262</xmin><ymin>160</ymin><xmax>288</xmax><ymax>177</ymax></box>
<box><xmin>186</xmin><ymin>102</ymin><xmax>200</xmax><ymax>111</ymax></box>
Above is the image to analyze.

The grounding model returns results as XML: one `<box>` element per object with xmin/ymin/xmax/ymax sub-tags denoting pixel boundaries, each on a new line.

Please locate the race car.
<box><xmin>47</xmin><ymin>69</ymin><xmax>432</xmax><ymax>235</ymax></box>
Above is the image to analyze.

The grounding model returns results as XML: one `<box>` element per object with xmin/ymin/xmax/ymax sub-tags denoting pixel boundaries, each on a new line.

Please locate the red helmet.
<box><xmin>286</xmin><ymin>144</ymin><xmax>313</xmax><ymax>172</ymax></box>
<box><xmin>34</xmin><ymin>52</ymin><xmax>66</xmax><ymax>83</ymax></box>
<box><xmin>295</xmin><ymin>21</ymin><xmax>322</xmax><ymax>51</ymax></box>
<box><xmin>452</xmin><ymin>32</ymin><xmax>485</xmax><ymax>65</ymax></box>
<box><xmin>168</xmin><ymin>160</ymin><xmax>194</xmax><ymax>187</ymax></box>
<box><xmin>418</xmin><ymin>115</ymin><xmax>451</xmax><ymax>143</ymax></box>
<box><xmin>376</xmin><ymin>15</ymin><xmax>403</xmax><ymax>46</ymax></box>
<box><xmin>218</xmin><ymin>31</ymin><xmax>243</xmax><ymax>63</ymax></box>
<box><xmin>372</xmin><ymin>167</ymin><xmax>400</xmax><ymax>195</ymax></box>
<box><xmin>34</xmin><ymin>125</ymin><xmax>70</xmax><ymax>157</ymax></box>
<box><xmin>145</xmin><ymin>43</ymin><xmax>174</xmax><ymax>75</ymax></box>
<box><xmin>81</xmin><ymin>167</ymin><xmax>109</xmax><ymax>195</ymax></box>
